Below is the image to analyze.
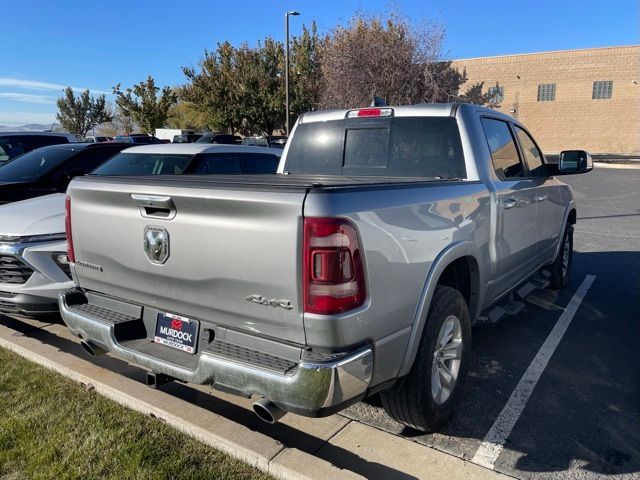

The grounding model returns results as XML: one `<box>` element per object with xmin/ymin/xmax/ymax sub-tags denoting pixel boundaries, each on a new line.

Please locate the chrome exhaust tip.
<box><xmin>80</xmin><ymin>340</ymin><xmax>107</xmax><ymax>357</ymax></box>
<box><xmin>252</xmin><ymin>398</ymin><xmax>286</xmax><ymax>424</ymax></box>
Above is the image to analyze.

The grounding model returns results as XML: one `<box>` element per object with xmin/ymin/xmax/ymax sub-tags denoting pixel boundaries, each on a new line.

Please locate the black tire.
<box><xmin>549</xmin><ymin>225</ymin><xmax>573</xmax><ymax>290</ymax></box>
<box><xmin>380</xmin><ymin>285</ymin><xmax>471</xmax><ymax>432</ymax></box>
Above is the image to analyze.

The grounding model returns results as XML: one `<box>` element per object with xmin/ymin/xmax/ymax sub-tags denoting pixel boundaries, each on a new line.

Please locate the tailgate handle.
<box><xmin>131</xmin><ymin>194</ymin><xmax>176</xmax><ymax>219</ymax></box>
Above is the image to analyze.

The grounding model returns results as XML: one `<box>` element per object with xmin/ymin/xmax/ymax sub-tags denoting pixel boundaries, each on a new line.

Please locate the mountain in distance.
<box><xmin>0</xmin><ymin>123</ymin><xmax>62</xmax><ymax>132</ymax></box>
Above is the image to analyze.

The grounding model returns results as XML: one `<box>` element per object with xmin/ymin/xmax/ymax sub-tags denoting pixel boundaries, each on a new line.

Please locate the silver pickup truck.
<box><xmin>59</xmin><ymin>103</ymin><xmax>592</xmax><ymax>431</ymax></box>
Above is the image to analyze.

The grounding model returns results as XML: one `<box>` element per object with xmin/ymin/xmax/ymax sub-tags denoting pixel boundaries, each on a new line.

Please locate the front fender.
<box><xmin>397</xmin><ymin>240</ymin><xmax>484</xmax><ymax>377</ymax></box>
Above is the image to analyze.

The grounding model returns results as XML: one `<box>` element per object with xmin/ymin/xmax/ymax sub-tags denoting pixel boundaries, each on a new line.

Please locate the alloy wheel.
<box><xmin>431</xmin><ymin>315</ymin><xmax>463</xmax><ymax>404</ymax></box>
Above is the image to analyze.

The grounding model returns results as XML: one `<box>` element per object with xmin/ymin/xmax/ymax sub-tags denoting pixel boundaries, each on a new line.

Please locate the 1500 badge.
<box><xmin>246</xmin><ymin>294</ymin><xmax>293</xmax><ymax>310</ymax></box>
<box><xmin>76</xmin><ymin>260</ymin><xmax>104</xmax><ymax>272</ymax></box>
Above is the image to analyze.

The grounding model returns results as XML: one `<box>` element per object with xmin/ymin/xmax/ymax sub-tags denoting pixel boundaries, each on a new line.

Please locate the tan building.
<box><xmin>452</xmin><ymin>45</ymin><xmax>640</xmax><ymax>155</ymax></box>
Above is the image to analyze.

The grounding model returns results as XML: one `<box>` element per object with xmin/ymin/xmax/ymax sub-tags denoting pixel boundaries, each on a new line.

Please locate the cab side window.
<box><xmin>515</xmin><ymin>127</ymin><xmax>546</xmax><ymax>177</ymax></box>
<box><xmin>480</xmin><ymin>118</ymin><xmax>524</xmax><ymax>180</ymax></box>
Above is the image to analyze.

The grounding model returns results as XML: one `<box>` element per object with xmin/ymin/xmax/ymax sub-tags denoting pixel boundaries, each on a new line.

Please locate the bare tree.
<box><xmin>320</xmin><ymin>11</ymin><xmax>488</xmax><ymax>108</ymax></box>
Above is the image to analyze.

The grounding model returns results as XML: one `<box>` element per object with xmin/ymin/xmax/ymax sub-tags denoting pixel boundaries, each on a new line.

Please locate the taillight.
<box><xmin>303</xmin><ymin>218</ymin><xmax>366</xmax><ymax>315</ymax></box>
<box><xmin>64</xmin><ymin>195</ymin><xmax>75</xmax><ymax>263</ymax></box>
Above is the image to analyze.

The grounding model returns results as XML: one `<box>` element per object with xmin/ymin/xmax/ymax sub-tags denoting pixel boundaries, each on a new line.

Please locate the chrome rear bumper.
<box><xmin>59</xmin><ymin>289</ymin><xmax>373</xmax><ymax>415</ymax></box>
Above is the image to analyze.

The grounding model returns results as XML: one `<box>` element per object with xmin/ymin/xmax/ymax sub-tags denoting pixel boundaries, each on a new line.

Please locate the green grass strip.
<box><xmin>0</xmin><ymin>347</ymin><xmax>273</xmax><ymax>480</ymax></box>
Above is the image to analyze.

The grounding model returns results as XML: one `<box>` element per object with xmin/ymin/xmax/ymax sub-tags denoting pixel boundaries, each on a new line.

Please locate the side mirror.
<box><xmin>559</xmin><ymin>150</ymin><xmax>593</xmax><ymax>174</ymax></box>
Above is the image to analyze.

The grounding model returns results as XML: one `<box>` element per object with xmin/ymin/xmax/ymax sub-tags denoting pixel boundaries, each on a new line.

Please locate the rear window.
<box><xmin>91</xmin><ymin>153</ymin><xmax>193</xmax><ymax>175</ymax></box>
<box><xmin>189</xmin><ymin>152</ymin><xmax>280</xmax><ymax>174</ymax></box>
<box><xmin>240</xmin><ymin>153</ymin><xmax>280</xmax><ymax>174</ymax></box>
<box><xmin>285</xmin><ymin>117</ymin><xmax>466</xmax><ymax>179</ymax></box>
<box><xmin>191</xmin><ymin>153</ymin><xmax>242</xmax><ymax>174</ymax></box>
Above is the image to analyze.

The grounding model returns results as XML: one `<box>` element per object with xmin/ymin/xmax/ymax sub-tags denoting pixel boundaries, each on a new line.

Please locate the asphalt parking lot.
<box><xmin>345</xmin><ymin>166</ymin><xmax>640</xmax><ymax>479</ymax></box>
<box><xmin>1</xmin><ymin>166</ymin><xmax>638</xmax><ymax>479</ymax></box>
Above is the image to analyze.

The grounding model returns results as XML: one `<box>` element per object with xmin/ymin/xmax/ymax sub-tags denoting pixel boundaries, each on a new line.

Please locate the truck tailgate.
<box><xmin>68</xmin><ymin>177</ymin><xmax>308</xmax><ymax>345</ymax></box>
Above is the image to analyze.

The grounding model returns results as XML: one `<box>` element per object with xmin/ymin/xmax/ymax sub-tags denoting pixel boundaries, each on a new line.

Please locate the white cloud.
<box><xmin>0</xmin><ymin>77</ymin><xmax>111</xmax><ymax>95</ymax></box>
<box><xmin>0</xmin><ymin>111</ymin><xmax>57</xmax><ymax>126</ymax></box>
<box><xmin>0</xmin><ymin>92</ymin><xmax>57</xmax><ymax>104</ymax></box>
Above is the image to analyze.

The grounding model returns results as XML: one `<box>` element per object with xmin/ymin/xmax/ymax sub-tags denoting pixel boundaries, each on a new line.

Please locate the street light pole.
<box><xmin>285</xmin><ymin>10</ymin><xmax>300</xmax><ymax>136</ymax></box>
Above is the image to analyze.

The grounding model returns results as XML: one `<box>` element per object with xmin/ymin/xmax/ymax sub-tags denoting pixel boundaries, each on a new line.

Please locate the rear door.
<box><xmin>480</xmin><ymin>117</ymin><xmax>539</xmax><ymax>299</ymax></box>
<box><xmin>69</xmin><ymin>177</ymin><xmax>308</xmax><ymax>344</ymax></box>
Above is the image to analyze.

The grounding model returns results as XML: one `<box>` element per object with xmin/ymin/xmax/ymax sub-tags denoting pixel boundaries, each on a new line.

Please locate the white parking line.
<box><xmin>472</xmin><ymin>274</ymin><xmax>596</xmax><ymax>470</ymax></box>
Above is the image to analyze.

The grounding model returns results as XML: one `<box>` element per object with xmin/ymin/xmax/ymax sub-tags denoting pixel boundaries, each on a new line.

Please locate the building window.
<box><xmin>487</xmin><ymin>85</ymin><xmax>504</xmax><ymax>105</ymax></box>
<box><xmin>537</xmin><ymin>83</ymin><xmax>556</xmax><ymax>101</ymax></box>
<box><xmin>592</xmin><ymin>81</ymin><xmax>613</xmax><ymax>99</ymax></box>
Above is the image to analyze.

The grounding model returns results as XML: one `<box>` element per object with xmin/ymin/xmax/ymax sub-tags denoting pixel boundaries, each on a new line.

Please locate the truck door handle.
<box><xmin>535</xmin><ymin>194</ymin><xmax>548</xmax><ymax>202</ymax></box>
<box><xmin>503</xmin><ymin>198</ymin><xmax>518</xmax><ymax>209</ymax></box>
<box><xmin>131</xmin><ymin>194</ymin><xmax>176</xmax><ymax>219</ymax></box>
<box><xmin>131</xmin><ymin>194</ymin><xmax>174</xmax><ymax>209</ymax></box>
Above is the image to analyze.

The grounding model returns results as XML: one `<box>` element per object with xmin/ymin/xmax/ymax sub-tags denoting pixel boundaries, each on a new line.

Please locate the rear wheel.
<box><xmin>380</xmin><ymin>285</ymin><xmax>471</xmax><ymax>432</ymax></box>
<box><xmin>549</xmin><ymin>225</ymin><xmax>573</xmax><ymax>290</ymax></box>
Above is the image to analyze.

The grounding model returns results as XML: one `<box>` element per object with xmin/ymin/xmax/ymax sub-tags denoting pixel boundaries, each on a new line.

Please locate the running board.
<box><xmin>476</xmin><ymin>271</ymin><xmax>550</xmax><ymax>326</ymax></box>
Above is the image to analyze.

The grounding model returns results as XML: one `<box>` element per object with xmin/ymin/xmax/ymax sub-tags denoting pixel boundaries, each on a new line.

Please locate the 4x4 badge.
<box><xmin>246</xmin><ymin>294</ymin><xmax>293</xmax><ymax>310</ymax></box>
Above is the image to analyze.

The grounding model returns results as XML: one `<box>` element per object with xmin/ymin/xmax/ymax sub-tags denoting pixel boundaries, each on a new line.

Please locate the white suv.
<box><xmin>0</xmin><ymin>194</ymin><xmax>70</xmax><ymax>314</ymax></box>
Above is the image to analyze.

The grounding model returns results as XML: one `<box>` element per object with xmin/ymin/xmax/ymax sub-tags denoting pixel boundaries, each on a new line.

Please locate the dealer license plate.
<box><xmin>154</xmin><ymin>312</ymin><xmax>199</xmax><ymax>354</ymax></box>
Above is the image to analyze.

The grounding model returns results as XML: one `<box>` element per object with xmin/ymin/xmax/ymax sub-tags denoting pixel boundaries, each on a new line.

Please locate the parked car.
<box><xmin>84</xmin><ymin>135</ymin><xmax>113</xmax><ymax>143</ymax></box>
<box><xmin>91</xmin><ymin>144</ymin><xmax>282</xmax><ymax>176</ymax></box>
<box><xmin>0</xmin><ymin>194</ymin><xmax>70</xmax><ymax>314</ymax></box>
<box><xmin>173</xmin><ymin>134</ymin><xmax>202</xmax><ymax>143</ymax></box>
<box><xmin>195</xmin><ymin>132</ymin><xmax>242</xmax><ymax>144</ymax></box>
<box><xmin>0</xmin><ymin>144</ymin><xmax>282</xmax><ymax>315</ymax></box>
<box><xmin>0</xmin><ymin>132</ymin><xmax>75</xmax><ymax>167</ymax></box>
<box><xmin>59</xmin><ymin>103</ymin><xmax>591</xmax><ymax>431</ymax></box>
<box><xmin>113</xmin><ymin>134</ymin><xmax>164</xmax><ymax>144</ymax></box>
<box><xmin>242</xmin><ymin>136</ymin><xmax>287</xmax><ymax>149</ymax></box>
<box><xmin>155</xmin><ymin>128</ymin><xmax>195</xmax><ymax>142</ymax></box>
<box><xmin>0</xmin><ymin>143</ymin><xmax>129</xmax><ymax>205</ymax></box>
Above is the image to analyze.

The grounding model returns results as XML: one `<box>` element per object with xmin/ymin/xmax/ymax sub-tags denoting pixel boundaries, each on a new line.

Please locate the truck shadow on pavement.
<box><xmin>349</xmin><ymin>250</ymin><xmax>640</xmax><ymax>478</ymax></box>
<box><xmin>0</xmin><ymin>250</ymin><xmax>638</xmax><ymax>479</ymax></box>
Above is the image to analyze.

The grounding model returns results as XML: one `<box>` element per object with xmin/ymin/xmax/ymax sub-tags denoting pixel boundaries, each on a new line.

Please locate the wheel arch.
<box><xmin>397</xmin><ymin>241</ymin><xmax>484</xmax><ymax>377</ymax></box>
<box><xmin>551</xmin><ymin>202</ymin><xmax>576</xmax><ymax>262</ymax></box>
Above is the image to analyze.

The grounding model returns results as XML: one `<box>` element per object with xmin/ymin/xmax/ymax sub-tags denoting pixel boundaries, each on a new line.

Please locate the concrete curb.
<box><xmin>0</xmin><ymin>325</ymin><xmax>363</xmax><ymax>480</ymax></box>
<box><xmin>594</xmin><ymin>162</ymin><xmax>640</xmax><ymax>169</ymax></box>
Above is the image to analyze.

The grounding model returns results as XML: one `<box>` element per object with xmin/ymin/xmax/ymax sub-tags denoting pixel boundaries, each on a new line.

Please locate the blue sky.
<box><xmin>2</xmin><ymin>0</ymin><xmax>637</xmax><ymax>126</ymax></box>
